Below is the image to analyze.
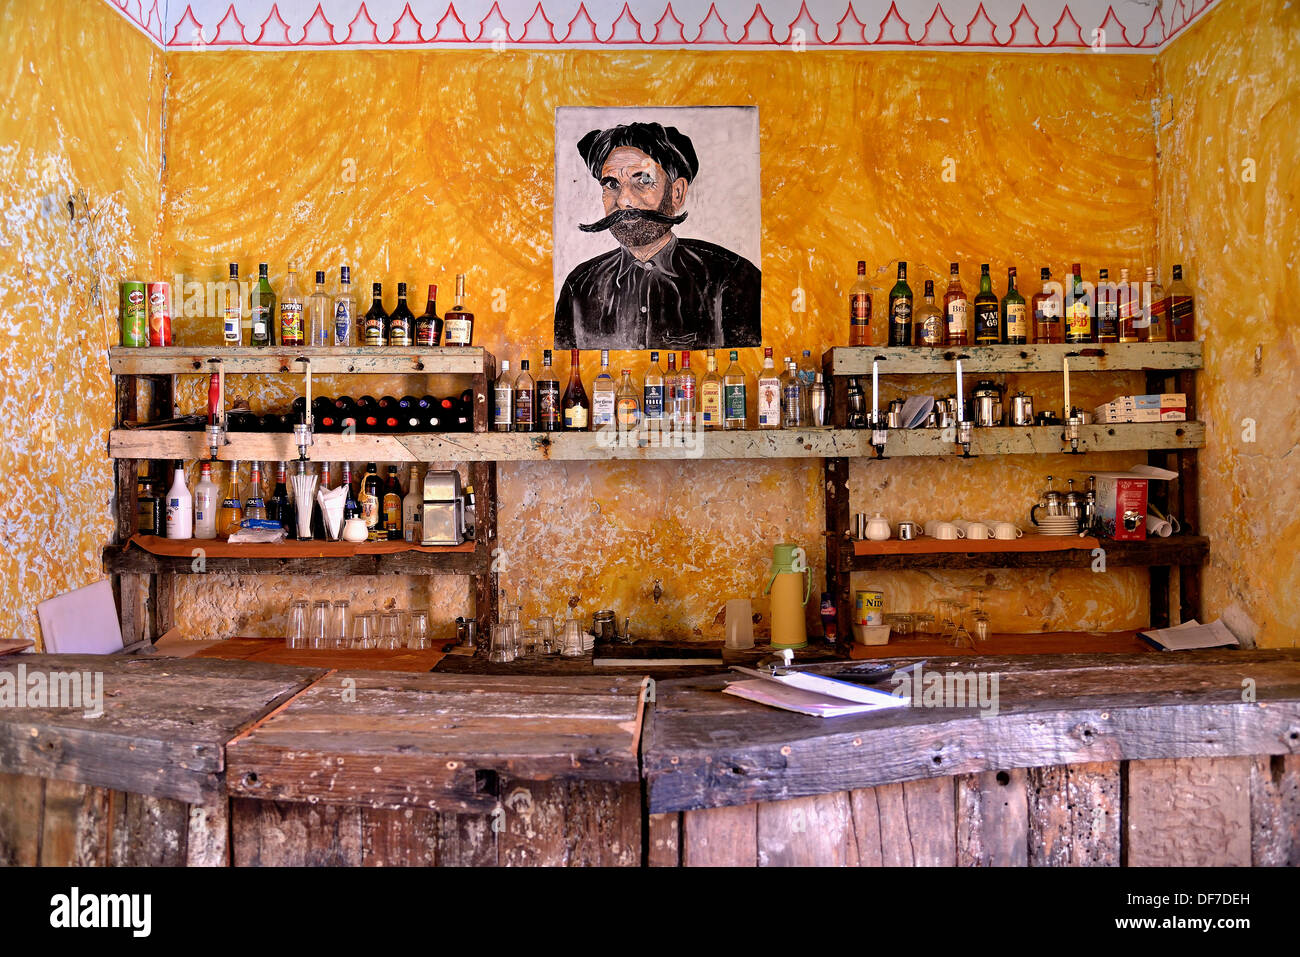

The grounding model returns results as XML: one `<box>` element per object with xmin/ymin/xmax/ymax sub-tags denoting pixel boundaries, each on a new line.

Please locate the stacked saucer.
<box><xmin>1035</xmin><ymin>515</ymin><xmax>1082</xmax><ymax>536</ymax></box>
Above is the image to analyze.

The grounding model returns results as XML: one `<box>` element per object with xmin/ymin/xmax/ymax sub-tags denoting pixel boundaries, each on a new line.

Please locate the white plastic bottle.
<box><xmin>193</xmin><ymin>461</ymin><xmax>218</xmax><ymax>539</ymax></box>
<box><xmin>165</xmin><ymin>460</ymin><xmax>194</xmax><ymax>540</ymax></box>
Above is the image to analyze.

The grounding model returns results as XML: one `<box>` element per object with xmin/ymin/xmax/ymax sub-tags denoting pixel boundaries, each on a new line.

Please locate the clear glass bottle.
<box><xmin>673</xmin><ymin>351</ymin><xmax>696</xmax><ymax>430</ymax></box>
<box><xmin>591</xmin><ymin>349</ymin><xmax>616</xmax><ymax>428</ymax></box>
<box><xmin>915</xmin><ymin>279</ymin><xmax>943</xmax><ymax>347</ymax></box>
<box><xmin>493</xmin><ymin>359</ymin><xmax>513</xmax><ymax>432</ymax></box>
<box><xmin>513</xmin><ymin>359</ymin><xmax>535</xmax><ymax>433</ymax></box>
<box><xmin>757</xmin><ymin>348</ymin><xmax>781</xmax><ymax>429</ymax></box>
<box><xmin>723</xmin><ymin>350</ymin><xmax>747</xmax><ymax>430</ymax></box>
<box><xmin>193</xmin><ymin>461</ymin><xmax>219</xmax><ymax>540</ymax></box>
<box><xmin>244</xmin><ymin>461</ymin><xmax>267</xmax><ymax>521</ymax></box>
<box><xmin>218</xmin><ymin>460</ymin><xmax>243</xmax><ymax>539</ymax></box>
<box><xmin>616</xmin><ymin>369</ymin><xmax>641</xmax><ymax>431</ymax></box>
<box><xmin>663</xmin><ymin>352</ymin><xmax>678</xmax><ymax>430</ymax></box>
<box><xmin>443</xmin><ymin>274</ymin><xmax>474</xmax><ymax>346</ymax></box>
<box><xmin>798</xmin><ymin>350</ymin><xmax>817</xmax><ymax>422</ymax></box>
<box><xmin>279</xmin><ymin>263</ymin><xmax>305</xmax><ymax>347</ymax></box>
<box><xmin>307</xmin><ymin>270</ymin><xmax>331</xmax><ymax>346</ymax></box>
<box><xmin>223</xmin><ymin>263</ymin><xmax>243</xmax><ymax>345</ymax></box>
<box><xmin>699</xmin><ymin>349</ymin><xmax>722</xmax><ymax>430</ymax></box>
<box><xmin>643</xmin><ymin>351</ymin><xmax>665</xmax><ymax>430</ymax></box>
<box><xmin>782</xmin><ymin>358</ymin><xmax>805</xmax><ymax>428</ymax></box>
<box><xmin>332</xmin><ymin>266</ymin><xmax>356</xmax><ymax>346</ymax></box>
<box><xmin>402</xmin><ymin>464</ymin><xmax>422</xmax><ymax>543</ymax></box>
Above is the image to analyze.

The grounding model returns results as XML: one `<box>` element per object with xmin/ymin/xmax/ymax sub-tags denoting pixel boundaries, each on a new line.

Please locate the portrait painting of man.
<box><xmin>553</xmin><ymin>106</ymin><xmax>762</xmax><ymax>351</ymax></box>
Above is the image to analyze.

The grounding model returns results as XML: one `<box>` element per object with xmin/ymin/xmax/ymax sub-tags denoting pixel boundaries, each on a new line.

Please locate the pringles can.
<box><xmin>120</xmin><ymin>280</ymin><xmax>147</xmax><ymax>347</ymax></box>
<box><xmin>147</xmin><ymin>281</ymin><xmax>173</xmax><ymax>346</ymax></box>
<box><xmin>854</xmin><ymin>589</ymin><xmax>884</xmax><ymax>626</ymax></box>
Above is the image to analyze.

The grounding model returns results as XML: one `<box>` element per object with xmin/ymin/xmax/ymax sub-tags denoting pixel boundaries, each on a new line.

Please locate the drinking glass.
<box><xmin>378</xmin><ymin>612</ymin><xmax>403</xmax><ymax>651</ymax></box>
<box><xmin>937</xmin><ymin>600</ymin><xmax>956</xmax><ymax>642</ymax></box>
<box><xmin>488</xmin><ymin>621</ymin><xmax>516</xmax><ymax>663</ymax></box>
<box><xmin>560</xmin><ymin>618</ymin><xmax>585</xmax><ymax>658</ymax></box>
<box><xmin>408</xmin><ymin>611</ymin><xmax>430</xmax><ymax>650</ymax></box>
<box><xmin>329</xmin><ymin>600</ymin><xmax>349</xmax><ymax>649</ymax></box>
<box><xmin>913</xmin><ymin>613</ymin><xmax>935</xmax><ymax>635</ymax></box>
<box><xmin>351</xmin><ymin>612</ymin><xmax>377</xmax><ymax>649</ymax></box>
<box><xmin>285</xmin><ymin>600</ymin><xmax>309</xmax><ymax>650</ymax></box>
<box><xmin>951</xmin><ymin>602</ymin><xmax>973</xmax><ymax>649</ymax></box>
<box><xmin>309</xmin><ymin>600</ymin><xmax>331</xmax><ymax>650</ymax></box>
<box><xmin>533</xmin><ymin>616</ymin><xmax>556</xmax><ymax>655</ymax></box>
<box><xmin>521</xmin><ymin>627</ymin><xmax>541</xmax><ymax>657</ymax></box>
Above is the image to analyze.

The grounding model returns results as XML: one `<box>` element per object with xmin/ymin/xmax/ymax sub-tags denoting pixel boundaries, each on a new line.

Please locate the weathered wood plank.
<box><xmin>1027</xmin><ymin>762</ymin><xmax>1121</xmax><ymax>866</ymax></box>
<box><xmin>647</xmin><ymin>812</ymin><xmax>681</xmax><ymax>867</ymax></box>
<box><xmin>108</xmin><ymin>345</ymin><xmax>489</xmax><ymax>376</ymax></box>
<box><xmin>848</xmin><ymin>535</ymin><xmax>1208</xmax><ymax>570</ymax></box>
<box><xmin>185</xmin><ymin>799</ymin><xmax>230</xmax><ymax>867</ymax></box>
<box><xmin>956</xmin><ymin>769</ymin><xmax>1029</xmax><ymax>866</ymax></box>
<box><xmin>682</xmin><ymin>803</ymin><xmax>757</xmax><ymax>866</ymax></box>
<box><xmin>360</xmin><ymin>807</ymin><xmax>440</xmax><ymax>866</ymax></box>
<box><xmin>828</xmin><ymin>341</ymin><xmax>1203</xmax><ymax>375</ymax></box>
<box><xmin>1249</xmin><ymin>754</ymin><xmax>1300</xmax><ymax>866</ymax></box>
<box><xmin>108</xmin><ymin>792</ymin><xmax>190</xmax><ymax>867</ymax></box>
<box><xmin>1125</xmin><ymin>756</ymin><xmax>1252</xmax><ymax>866</ymax></box>
<box><xmin>562</xmin><ymin>781</ymin><xmax>641</xmax><ymax>867</ymax></box>
<box><xmin>434</xmin><ymin>810</ymin><xmax>498</xmax><ymax>866</ymax></box>
<box><xmin>873</xmin><ymin>778</ymin><xmax>957</xmax><ymax>866</ymax></box>
<box><xmin>499</xmin><ymin>780</ymin><xmax>569</xmax><ymax>866</ymax></box>
<box><xmin>0</xmin><ymin>772</ymin><xmax>43</xmax><ymax>866</ymax></box>
<box><xmin>103</xmin><ymin>541</ymin><xmax>489</xmax><ymax>576</ymax></box>
<box><xmin>230</xmin><ymin>798</ymin><xmax>364</xmax><ymax>866</ymax></box>
<box><xmin>38</xmin><ymin>779</ymin><xmax>112</xmax><ymax>867</ymax></box>
<box><xmin>757</xmin><ymin>791</ymin><xmax>859</xmax><ymax>866</ymax></box>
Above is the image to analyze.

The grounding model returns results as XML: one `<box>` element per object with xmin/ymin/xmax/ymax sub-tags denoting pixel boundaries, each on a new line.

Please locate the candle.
<box><xmin>304</xmin><ymin>359</ymin><xmax>312</xmax><ymax>427</ymax></box>
<box><xmin>872</xmin><ymin>359</ymin><xmax>879</xmax><ymax>422</ymax></box>
<box><xmin>1063</xmin><ymin>355</ymin><xmax>1070</xmax><ymax>419</ymax></box>
<box><xmin>955</xmin><ymin>359</ymin><xmax>964</xmax><ymax>423</ymax></box>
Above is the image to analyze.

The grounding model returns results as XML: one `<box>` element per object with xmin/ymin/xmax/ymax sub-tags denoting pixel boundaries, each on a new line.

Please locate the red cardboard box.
<box><xmin>1092</xmin><ymin>466</ymin><xmax>1177</xmax><ymax>541</ymax></box>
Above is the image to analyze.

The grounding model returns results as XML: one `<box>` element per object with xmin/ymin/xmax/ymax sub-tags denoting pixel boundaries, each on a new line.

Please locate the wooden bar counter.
<box><xmin>1</xmin><ymin>649</ymin><xmax>1297</xmax><ymax>867</ymax></box>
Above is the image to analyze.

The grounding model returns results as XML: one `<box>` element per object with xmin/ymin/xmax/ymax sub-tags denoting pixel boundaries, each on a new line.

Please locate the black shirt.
<box><xmin>554</xmin><ymin>235</ymin><xmax>761</xmax><ymax>350</ymax></box>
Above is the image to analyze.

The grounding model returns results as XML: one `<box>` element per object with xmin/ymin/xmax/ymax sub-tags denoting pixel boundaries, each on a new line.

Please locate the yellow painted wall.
<box><xmin>0</xmin><ymin>0</ymin><xmax>163</xmax><ymax>645</ymax></box>
<box><xmin>162</xmin><ymin>49</ymin><xmax>1158</xmax><ymax>641</ymax></box>
<box><xmin>1156</xmin><ymin>0</ymin><xmax>1300</xmax><ymax>648</ymax></box>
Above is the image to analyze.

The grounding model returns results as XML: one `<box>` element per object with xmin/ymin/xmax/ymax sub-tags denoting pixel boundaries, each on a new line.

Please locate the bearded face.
<box><xmin>585</xmin><ymin>146</ymin><xmax>688</xmax><ymax>249</ymax></box>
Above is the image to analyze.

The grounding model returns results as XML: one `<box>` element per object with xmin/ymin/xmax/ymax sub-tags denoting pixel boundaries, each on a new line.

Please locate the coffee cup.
<box><xmin>930</xmin><ymin>522</ymin><xmax>964</xmax><ymax>541</ymax></box>
<box><xmin>992</xmin><ymin>522</ymin><xmax>1023</xmax><ymax>540</ymax></box>
<box><xmin>963</xmin><ymin>521</ymin><xmax>991</xmax><ymax>541</ymax></box>
<box><xmin>896</xmin><ymin>521</ymin><xmax>923</xmax><ymax>541</ymax></box>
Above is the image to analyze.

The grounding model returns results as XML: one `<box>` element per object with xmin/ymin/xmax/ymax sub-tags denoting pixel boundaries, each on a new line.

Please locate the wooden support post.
<box><xmin>823</xmin><ymin>456</ymin><xmax>852</xmax><ymax>645</ymax></box>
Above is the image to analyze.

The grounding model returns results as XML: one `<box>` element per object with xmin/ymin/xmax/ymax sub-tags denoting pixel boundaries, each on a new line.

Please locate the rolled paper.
<box><xmin>1145</xmin><ymin>513</ymin><xmax>1172</xmax><ymax>537</ymax></box>
<box><xmin>292</xmin><ymin>470</ymin><xmax>319</xmax><ymax>540</ymax></box>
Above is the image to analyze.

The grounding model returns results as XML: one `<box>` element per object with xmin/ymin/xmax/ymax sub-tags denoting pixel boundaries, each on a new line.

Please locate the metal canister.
<box><xmin>147</xmin><ymin>281</ymin><xmax>173</xmax><ymax>346</ymax></box>
<box><xmin>854</xmin><ymin>589</ymin><xmax>885</xmax><ymax>626</ymax></box>
<box><xmin>1011</xmin><ymin>391</ymin><xmax>1034</xmax><ymax>426</ymax></box>
<box><xmin>120</xmin><ymin>280</ymin><xmax>147</xmax><ymax>348</ymax></box>
<box><xmin>972</xmin><ymin>380</ymin><xmax>1003</xmax><ymax>427</ymax></box>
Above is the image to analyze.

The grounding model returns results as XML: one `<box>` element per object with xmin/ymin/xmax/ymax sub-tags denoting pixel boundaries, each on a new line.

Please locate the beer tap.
<box><xmin>954</xmin><ymin>355</ymin><xmax>975</xmax><ymax>457</ymax></box>
<box><xmin>870</xmin><ymin>357</ymin><xmax>887</xmax><ymax>458</ymax></box>
<box><xmin>294</xmin><ymin>356</ymin><xmax>314</xmax><ymax>461</ymax></box>
<box><xmin>1063</xmin><ymin>352</ymin><xmax>1083</xmax><ymax>454</ymax></box>
<box><xmin>205</xmin><ymin>358</ymin><xmax>225</xmax><ymax>461</ymax></box>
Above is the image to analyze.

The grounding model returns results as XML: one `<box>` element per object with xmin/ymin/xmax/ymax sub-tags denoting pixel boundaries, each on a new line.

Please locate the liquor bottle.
<box><xmin>1065</xmin><ymin>263</ymin><xmax>1093</xmax><ymax>343</ymax></box>
<box><xmin>363</xmin><ymin>283</ymin><xmax>387</xmax><ymax>347</ymax></box>
<box><xmin>699</xmin><ymin>349</ymin><xmax>723</xmax><ymax>429</ymax></box>
<box><xmin>943</xmin><ymin>263</ymin><xmax>968</xmax><ymax>346</ymax></box>
<box><xmin>1032</xmin><ymin>267</ymin><xmax>1063</xmax><ymax>344</ymax></box>
<box><xmin>1117</xmin><ymin>268</ymin><xmax>1143</xmax><ymax>342</ymax></box>
<box><xmin>674</xmin><ymin>351</ymin><xmax>696</xmax><ymax>430</ymax></box>
<box><xmin>562</xmin><ymin>349</ymin><xmax>590</xmax><ymax>431</ymax></box>
<box><xmin>663</xmin><ymin>352</ymin><xmax>678</xmax><ymax>429</ymax></box>
<box><xmin>536</xmin><ymin>350</ymin><xmax>560</xmax><ymax>432</ymax></box>
<box><xmin>616</xmin><ymin>369</ymin><xmax>641</xmax><ymax>431</ymax></box>
<box><xmin>218</xmin><ymin>461</ymin><xmax>243</xmax><ymax>539</ymax></box>
<box><xmin>333</xmin><ymin>266</ymin><xmax>357</xmax><ymax>346</ymax></box>
<box><xmin>723</xmin><ymin>350</ymin><xmax>747</xmax><ymax>430</ymax></box>
<box><xmin>849</xmin><ymin>260</ymin><xmax>871</xmax><ymax>346</ymax></box>
<box><xmin>415</xmin><ymin>284</ymin><xmax>441</xmax><ymax>346</ymax></box>
<box><xmin>1169</xmin><ymin>265</ymin><xmax>1195</xmax><ymax>342</ymax></box>
<box><xmin>915</xmin><ymin>280</ymin><xmax>944</xmax><ymax>347</ymax></box>
<box><xmin>1002</xmin><ymin>268</ymin><xmax>1028</xmax><ymax>345</ymax></box>
<box><xmin>1144</xmin><ymin>266</ymin><xmax>1170</xmax><ymax>342</ymax></box>
<box><xmin>340</xmin><ymin>461</ymin><xmax>359</xmax><ymax>519</ymax></box>
<box><xmin>782</xmin><ymin>358</ymin><xmax>805</xmax><ymax>428</ymax></box>
<box><xmin>592</xmin><ymin>349</ymin><xmax>616</xmax><ymax>428</ymax></box>
<box><xmin>402</xmin><ymin>464</ymin><xmax>422</xmax><ymax>543</ymax></box>
<box><xmin>757</xmin><ymin>348</ymin><xmax>781</xmax><ymax>429</ymax></box>
<box><xmin>1096</xmin><ymin>268</ymin><xmax>1119</xmax><ymax>343</ymax></box>
<box><xmin>443</xmin><ymin>274</ymin><xmax>474</xmax><ymax>346</ymax></box>
<box><xmin>388</xmin><ymin>283</ymin><xmax>414</xmax><ymax>347</ymax></box>
<box><xmin>267</xmin><ymin>461</ymin><xmax>292</xmax><ymax>531</ymax></box>
<box><xmin>973</xmin><ymin>264</ymin><xmax>1000</xmax><ymax>345</ymax></box>
<box><xmin>164</xmin><ymin>461</ymin><xmax>192</xmax><ymax>540</ymax></box>
<box><xmin>193</xmin><ymin>461</ymin><xmax>218</xmax><ymax>539</ymax></box>
<box><xmin>397</xmin><ymin>395</ymin><xmax>421</xmax><ymax>431</ymax></box>
<box><xmin>514</xmin><ymin>359</ymin><xmax>535</xmax><ymax>433</ymax></box>
<box><xmin>493</xmin><ymin>361</ymin><xmax>513</xmax><ymax>432</ymax></box>
<box><xmin>382</xmin><ymin>465</ymin><xmax>403</xmax><ymax>540</ymax></box>
<box><xmin>307</xmin><ymin>270</ymin><xmax>331</xmax><ymax>346</ymax></box>
<box><xmin>137</xmin><ymin>476</ymin><xmax>160</xmax><ymax>535</ymax></box>
<box><xmin>888</xmin><ymin>262</ymin><xmax>913</xmax><ymax>347</ymax></box>
<box><xmin>643</xmin><ymin>351</ymin><xmax>665</xmax><ymax>430</ymax></box>
<box><xmin>223</xmin><ymin>263</ymin><xmax>243</xmax><ymax>345</ymax></box>
<box><xmin>798</xmin><ymin>350</ymin><xmax>818</xmax><ymax>422</ymax></box>
<box><xmin>359</xmin><ymin>463</ymin><xmax>382</xmax><ymax>541</ymax></box>
<box><xmin>356</xmin><ymin>395</ymin><xmax>380</xmax><ymax>433</ymax></box>
<box><xmin>250</xmin><ymin>263</ymin><xmax>276</xmax><ymax>347</ymax></box>
<box><xmin>278</xmin><ymin>263</ymin><xmax>304</xmax><ymax>347</ymax></box>
<box><xmin>333</xmin><ymin>395</ymin><xmax>358</xmax><ymax>433</ymax></box>
<box><xmin>244</xmin><ymin>461</ymin><xmax>268</xmax><ymax>520</ymax></box>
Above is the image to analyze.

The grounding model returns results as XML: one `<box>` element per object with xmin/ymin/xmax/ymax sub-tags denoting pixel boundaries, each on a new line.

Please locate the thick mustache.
<box><xmin>578</xmin><ymin>207</ymin><xmax>688</xmax><ymax>233</ymax></box>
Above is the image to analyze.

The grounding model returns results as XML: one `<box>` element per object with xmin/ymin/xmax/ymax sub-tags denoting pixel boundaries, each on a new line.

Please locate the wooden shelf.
<box><xmin>102</xmin><ymin>538</ymin><xmax>490</xmax><ymax>576</ymax></box>
<box><xmin>824</xmin><ymin>341</ymin><xmax>1203</xmax><ymax>376</ymax></box>
<box><xmin>108</xmin><ymin>422</ymin><xmax>1205</xmax><ymax>462</ymax></box>
<box><xmin>842</xmin><ymin>535</ymin><xmax>1208</xmax><ymax>571</ymax></box>
<box><xmin>108</xmin><ymin>345</ymin><xmax>492</xmax><ymax>376</ymax></box>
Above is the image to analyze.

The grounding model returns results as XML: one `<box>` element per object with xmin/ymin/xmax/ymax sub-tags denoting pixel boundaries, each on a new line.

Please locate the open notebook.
<box><xmin>723</xmin><ymin>667</ymin><xmax>911</xmax><ymax>718</ymax></box>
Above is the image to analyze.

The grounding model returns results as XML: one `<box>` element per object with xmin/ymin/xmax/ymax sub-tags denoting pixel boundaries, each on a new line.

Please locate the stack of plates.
<box><xmin>1034</xmin><ymin>515</ymin><xmax>1082</xmax><ymax>536</ymax></box>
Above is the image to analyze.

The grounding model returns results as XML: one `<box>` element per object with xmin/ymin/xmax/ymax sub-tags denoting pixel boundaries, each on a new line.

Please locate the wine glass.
<box><xmin>951</xmin><ymin>601</ymin><xmax>973</xmax><ymax>649</ymax></box>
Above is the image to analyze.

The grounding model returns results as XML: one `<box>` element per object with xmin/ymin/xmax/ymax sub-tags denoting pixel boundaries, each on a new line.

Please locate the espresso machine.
<box><xmin>421</xmin><ymin>469</ymin><xmax>468</xmax><ymax>546</ymax></box>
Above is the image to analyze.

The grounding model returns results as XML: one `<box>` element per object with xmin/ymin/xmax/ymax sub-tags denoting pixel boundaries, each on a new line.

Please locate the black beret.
<box><xmin>577</xmin><ymin>122</ymin><xmax>700</xmax><ymax>184</ymax></box>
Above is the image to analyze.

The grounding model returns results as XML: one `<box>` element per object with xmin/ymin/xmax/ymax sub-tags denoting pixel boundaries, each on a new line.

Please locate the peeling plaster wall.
<box><xmin>0</xmin><ymin>0</ymin><xmax>163</xmax><ymax>646</ymax></box>
<box><xmin>161</xmin><ymin>49</ymin><xmax>1159</xmax><ymax>639</ymax></box>
<box><xmin>1156</xmin><ymin>0</ymin><xmax>1300</xmax><ymax>648</ymax></box>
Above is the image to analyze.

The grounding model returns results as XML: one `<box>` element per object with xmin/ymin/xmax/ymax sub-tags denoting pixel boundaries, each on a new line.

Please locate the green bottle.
<box><xmin>973</xmin><ymin>263</ymin><xmax>1000</xmax><ymax>345</ymax></box>
<box><xmin>249</xmin><ymin>262</ymin><xmax>276</xmax><ymax>347</ymax></box>
<box><xmin>1001</xmin><ymin>267</ymin><xmax>1027</xmax><ymax>345</ymax></box>
<box><xmin>887</xmin><ymin>261</ymin><xmax>913</xmax><ymax>346</ymax></box>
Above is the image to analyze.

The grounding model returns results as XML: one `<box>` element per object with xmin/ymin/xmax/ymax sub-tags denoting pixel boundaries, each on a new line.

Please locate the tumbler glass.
<box><xmin>560</xmin><ymin>618</ymin><xmax>585</xmax><ymax>658</ymax></box>
<box><xmin>408</xmin><ymin>611</ymin><xmax>430</xmax><ymax>650</ymax></box>
<box><xmin>533</xmin><ymin>616</ymin><xmax>556</xmax><ymax>656</ymax></box>
<box><xmin>351</xmin><ymin>612</ymin><xmax>377</xmax><ymax>649</ymax></box>
<box><xmin>309</xmin><ymin>600</ymin><xmax>331</xmax><ymax>650</ymax></box>
<box><xmin>378</xmin><ymin>612</ymin><xmax>403</xmax><ymax>651</ymax></box>
<box><xmin>329</xmin><ymin>600</ymin><xmax>349</xmax><ymax>650</ymax></box>
<box><xmin>488</xmin><ymin>621</ymin><xmax>516</xmax><ymax>663</ymax></box>
<box><xmin>285</xmin><ymin>600</ymin><xmax>309</xmax><ymax>650</ymax></box>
